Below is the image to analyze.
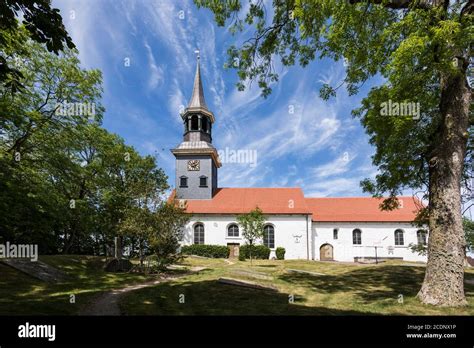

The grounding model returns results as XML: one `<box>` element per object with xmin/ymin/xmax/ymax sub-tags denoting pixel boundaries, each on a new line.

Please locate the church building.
<box><xmin>170</xmin><ymin>57</ymin><xmax>427</xmax><ymax>263</ymax></box>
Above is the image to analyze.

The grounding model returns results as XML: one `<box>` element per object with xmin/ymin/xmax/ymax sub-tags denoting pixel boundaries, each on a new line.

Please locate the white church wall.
<box><xmin>181</xmin><ymin>214</ymin><xmax>310</xmax><ymax>259</ymax></box>
<box><xmin>311</xmin><ymin>222</ymin><xmax>427</xmax><ymax>262</ymax></box>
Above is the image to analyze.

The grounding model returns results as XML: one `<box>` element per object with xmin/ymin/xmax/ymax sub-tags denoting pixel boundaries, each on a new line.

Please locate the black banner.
<box><xmin>0</xmin><ymin>315</ymin><xmax>472</xmax><ymax>346</ymax></box>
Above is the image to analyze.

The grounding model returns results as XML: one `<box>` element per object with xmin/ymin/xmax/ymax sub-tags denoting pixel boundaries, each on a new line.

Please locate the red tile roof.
<box><xmin>169</xmin><ymin>188</ymin><xmax>311</xmax><ymax>214</ymax></box>
<box><xmin>169</xmin><ymin>188</ymin><xmax>422</xmax><ymax>222</ymax></box>
<box><xmin>305</xmin><ymin>196</ymin><xmax>421</xmax><ymax>222</ymax></box>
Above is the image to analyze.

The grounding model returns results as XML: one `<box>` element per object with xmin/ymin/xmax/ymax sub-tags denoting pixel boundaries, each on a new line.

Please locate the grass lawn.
<box><xmin>120</xmin><ymin>257</ymin><xmax>474</xmax><ymax>315</ymax></box>
<box><xmin>0</xmin><ymin>255</ymin><xmax>157</xmax><ymax>315</ymax></box>
<box><xmin>2</xmin><ymin>255</ymin><xmax>474</xmax><ymax>315</ymax></box>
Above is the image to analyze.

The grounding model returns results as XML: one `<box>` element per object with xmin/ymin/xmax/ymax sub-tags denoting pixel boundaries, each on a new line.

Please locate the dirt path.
<box><xmin>79</xmin><ymin>267</ymin><xmax>206</xmax><ymax>315</ymax></box>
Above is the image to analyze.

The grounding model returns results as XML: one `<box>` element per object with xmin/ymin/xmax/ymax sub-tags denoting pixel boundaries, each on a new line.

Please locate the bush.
<box><xmin>181</xmin><ymin>244</ymin><xmax>230</xmax><ymax>258</ymax></box>
<box><xmin>276</xmin><ymin>247</ymin><xmax>285</xmax><ymax>260</ymax></box>
<box><xmin>239</xmin><ymin>244</ymin><xmax>271</xmax><ymax>260</ymax></box>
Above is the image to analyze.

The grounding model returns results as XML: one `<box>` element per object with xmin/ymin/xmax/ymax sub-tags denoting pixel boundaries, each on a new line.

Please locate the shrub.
<box><xmin>181</xmin><ymin>244</ymin><xmax>230</xmax><ymax>258</ymax></box>
<box><xmin>276</xmin><ymin>247</ymin><xmax>285</xmax><ymax>260</ymax></box>
<box><xmin>239</xmin><ymin>244</ymin><xmax>271</xmax><ymax>260</ymax></box>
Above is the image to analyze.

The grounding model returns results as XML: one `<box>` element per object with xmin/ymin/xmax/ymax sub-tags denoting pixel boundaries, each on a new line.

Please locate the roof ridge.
<box><xmin>305</xmin><ymin>196</ymin><xmax>416</xmax><ymax>199</ymax></box>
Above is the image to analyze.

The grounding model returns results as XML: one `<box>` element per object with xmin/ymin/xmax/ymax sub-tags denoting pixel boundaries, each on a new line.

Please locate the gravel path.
<box><xmin>79</xmin><ymin>267</ymin><xmax>207</xmax><ymax>315</ymax></box>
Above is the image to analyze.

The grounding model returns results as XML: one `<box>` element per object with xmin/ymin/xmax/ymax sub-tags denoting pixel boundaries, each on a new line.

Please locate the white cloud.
<box><xmin>305</xmin><ymin>177</ymin><xmax>363</xmax><ymax>197</ymax></box>
<box><xmin>169</xmin><ymin>79</ymin><xmax>187</xmax><ymax>125</ymax></box>
<box><xmin>310</xmin><ymin>154</ymin><xmax>356</xmax><ymax>179</ymax></box>
<box><xmin>144</xmin><ymin>40</ymin><xmax>164</xmax><ymax>90</ymax></box>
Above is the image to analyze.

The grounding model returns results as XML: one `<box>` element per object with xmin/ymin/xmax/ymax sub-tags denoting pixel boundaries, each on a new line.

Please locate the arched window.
<box><xmin>191</xmin><ymin>115</ymin><xmax>199</xmax><ymax>130</ymax></box>
<box><xmin>202</xmin><ymin>117</ymin><xmax>208</xmax><ymax>132</ymax></box>
<box><xmin>194</xmin><ymin>223</ymin><xmax>204</xmax><ymax>244</ymax></box>
<box><xmin>352</xmin><ymin>229</ymin><xmax>362</xmax><ymax>245</ymax></box>
<box><xmin>227</xmin><ymin>224</ymin><xmax>239</xmax><ymax>237</ymax></box>
<box><xmin>263</xmin><ymin>225</ymin><xmax>275</xmax><ymax>249</ymax></box>
<box><xmin>417</xmin><ymin>230</ymin><xmax>427</xmax><ymax>246</ymax></box>
<box><xmin>394</xmin><ymin>229</ymin><xmax>404</xmax><ymax>246</ymax></box>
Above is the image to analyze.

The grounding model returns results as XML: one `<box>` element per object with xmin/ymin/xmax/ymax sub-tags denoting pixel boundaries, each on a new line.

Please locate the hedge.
<box><xmin>239</xmin><ymin>244</ymin><xmax>271</xmax><ymax>260</ymax></box>
<box><xmin>181</xmin><ymin>244</ymin><xmax>230</xmax><ymax>258</ymax></box>
<box><xmin>276</xmin><ymin>247</ymin><xmax>285</xmax><ymax>260</ymax></box>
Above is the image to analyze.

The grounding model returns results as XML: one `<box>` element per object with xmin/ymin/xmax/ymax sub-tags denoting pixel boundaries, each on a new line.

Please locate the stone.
<box><xmin>104</xmin><ymin>258</ymin><xmax>133</xmax><ymax>272</ymax></box>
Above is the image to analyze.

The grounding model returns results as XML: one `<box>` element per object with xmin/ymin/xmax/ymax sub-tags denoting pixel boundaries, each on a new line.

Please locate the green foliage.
<box><xmin>181</xmin><ymin>244</ymin><xmax>230</xmax><ymax>258</ymax></box>
<box><xmin>276</xmin><ymin>247</ymin><xmax>286</xmax><ymax>260</ymax></box>
<box><xmin>463</xmin><ymin>217</ymin><xmax>474</xmax><ymax>252</ymax></box>
<box><xmin>195</xmin><ymin>0</ymin><xmax>473</xmax><ymax>210</ymax></box>
<box><xmin>147</xmin><ymin>203</ymin><xmax>190</xmax><ymax>270</ymax></box>
<box><xmin>408</xmin><ymin>242</ymin><xmax>428</xmax><ymax>256</ymax></box>
<box><xmin>0</xmin><ymin>1</ymin><xmax>75</xmax><ymax>91</ymax></box>
<box><xmin>237</xmin><ymin>207</ymin><xmax>266</xmax><ymax>263</ymax></box>
<box><xmin>237</xmin><ymin>207</ymin><xmax>265</xmax><ymax>245</ymax></box>
<box><xmin>0</xmin><ymin>26</ymin><xmax>175</xmax><ymax>260</ymax></box>
<box><xmin>239</xmin><ymin>245</ymin><xmax>271</xmax><ymax>260</ymax></box>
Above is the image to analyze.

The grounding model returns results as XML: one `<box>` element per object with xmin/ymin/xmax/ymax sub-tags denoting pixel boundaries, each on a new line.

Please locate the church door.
<box><xmin>320</xmin><ymin>244</ymin><xmax>334</xmax><ymax>261</ymax></box>
<box><xmin>227</xmin><ymin>243</ymin><xmax>240</xmax><ymax>259</ymax></box>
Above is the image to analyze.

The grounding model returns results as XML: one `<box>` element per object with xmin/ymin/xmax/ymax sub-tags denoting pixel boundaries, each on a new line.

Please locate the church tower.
<box><xmin>171</xmin><ymin>53</ymin><xmax>221</xmax><ymax>200</ymax></box>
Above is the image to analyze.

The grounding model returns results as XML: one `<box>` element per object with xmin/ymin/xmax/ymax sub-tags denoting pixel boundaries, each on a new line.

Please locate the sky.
<box><xmin>51</xmin><ymin>0</ymin><xmax>394</xmax><ymax>199</ymax></box>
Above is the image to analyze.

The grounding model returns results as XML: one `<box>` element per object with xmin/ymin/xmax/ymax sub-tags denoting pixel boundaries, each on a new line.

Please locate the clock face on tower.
<box><xmin>187</xmin><ymin>160</ymin><xmax>200</xmax><ymax>171</ymax></box>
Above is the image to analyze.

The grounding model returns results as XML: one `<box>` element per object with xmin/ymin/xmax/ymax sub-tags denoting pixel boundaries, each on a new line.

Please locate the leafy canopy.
<box><xmin>237</xmin><ymin>206</ymin><xmax>266</xmax><ymax>245</ymax></box>
<box><xmin>194</xmin><ymin>0</ymin><xmax>473</xmax><ymax>211</ymax></box>
<box><xmin>0</xmin><ymin>0</ymin><xmax>75</xmax><ymax>92</ymax></box>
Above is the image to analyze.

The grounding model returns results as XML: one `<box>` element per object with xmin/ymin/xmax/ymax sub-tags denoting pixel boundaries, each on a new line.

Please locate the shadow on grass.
<box><xmin>0</xmin><ymin>256</ymin><xmax>156</xmax><ymax>315</ymax></box>
<box><xmin>120</xmin><ymin>279</ymin><xmax>370</xmax><ymax>315</ymax></box>
<box><xmin>278</xmin><ymin>264</ymin><xmax>426</xmax><ymax>303</ymax></box>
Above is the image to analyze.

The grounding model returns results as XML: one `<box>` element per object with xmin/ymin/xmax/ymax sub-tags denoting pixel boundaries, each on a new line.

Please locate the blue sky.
<box><xmin>53</xmin><ymin>0</ymin><xmax>383</xmax><ymax>198</ymax></box>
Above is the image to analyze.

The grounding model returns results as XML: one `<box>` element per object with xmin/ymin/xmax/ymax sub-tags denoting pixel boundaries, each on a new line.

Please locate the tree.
<box><xmin>195</xmin><ymin>0</ymin><xmax>473</xmax><ymax>307</ymax></box>
<box><xmin>0</xmin><ymin>25</ymin><xmax>171</xmax><ymax>260</ymax></box>
<box><xmin>464</xmin><ymin>217</ymin><xmax>474</xmax><ymax>252</ymax></box>
<box><xmin>117</xmin><ymin>153</ymin><xmax>169</xmax><ymax>265</ymax></box>
<box><xmin>0</xmin><ymin>26</ymin><xmax>103</xmax><ymax>253</ymax></box>
<box><xmin>237</xmin><ymin>207</ymin><xmax>266</xmax><ymax>265</ymax></box>
<box><xmin>0</xmin><ymin>0</ymin><xmax>75</xmax><ymax>92</ymax></box>
<box><xmin>148</xmin><ymin>202</ymin><xmax>190</xmax><ymax>271</ymax></box>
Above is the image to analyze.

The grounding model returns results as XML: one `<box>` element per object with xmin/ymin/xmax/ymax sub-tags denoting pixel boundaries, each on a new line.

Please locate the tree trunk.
<box><xmin>63</xmin><ymin>230</ymin><xmax>76</xmax><ymax>254</ymax></box>
<box><xmin>139</xmin><ymin>239</ymin><xmax>144</xmax><ymax>268</ymax></box>
<box><xmin>418</xmin><ymin>65</ymin><xmax>470</xmax><ymax>306</ymax></box>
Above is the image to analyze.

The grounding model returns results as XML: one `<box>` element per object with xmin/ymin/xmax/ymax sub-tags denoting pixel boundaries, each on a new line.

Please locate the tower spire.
<box><xmin>188</xmin><ymin>49</ymin><xmax>208</xmax><ymax>110</ymax></box>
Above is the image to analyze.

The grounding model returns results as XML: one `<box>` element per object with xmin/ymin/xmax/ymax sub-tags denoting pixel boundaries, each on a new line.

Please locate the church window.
<box><xmin>194</xmin><ymin>223</ymin><xmax>205</xmax><ymax>244</ymax></box>
<box><xmin>191</xmin><ymin>115</ymin><xmax>199</xmax><ymax>130</ymax></box>
<box><xmin>180</xmin><ymin>176</ymin><xmax>188</xmax><ymax>187</ymax></box>
<box><xmin>227</xmin><ymin>224</ymin><xmax>239</xmax><ymax>237</ymax></box>
<box><xmin>263</xmin><ymin>225</ymin><xmax>275</xmax><ymax>249</ymax></box>
<box><xmin>199</xmin><ymin>176</ymin><xmax>208</xmax><ymax>187</ymax></box>
<box><xmin>333</xmin><ymin>228</ymin><xmax>339</xmax><ymax>240</ymax></box>
<box><xmin>417</xmin><ymin>230</ymin><xmax>427</xmax><ymax>246</ymax></box>
<box><xmin>394</xmin><ymin>229</ymin><xmax>404</xmax><ymax>246</ymax></box>
<box><xmin>352</xmin><ymin>229</ymin><xmax>362</xmax><ymax>245</ymax></box>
